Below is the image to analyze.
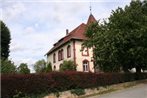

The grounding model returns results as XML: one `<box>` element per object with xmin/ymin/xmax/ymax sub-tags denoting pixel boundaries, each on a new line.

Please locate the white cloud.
<box><xmin>2</xmin><ymin>2</ymin><xmax>26</xmax><ymax>21</ymax></box>
<box><xmin>24</xmin><ymin>27</ymin><xmax>36</xmax><ymax>34</ymax></box>
<box><xmin>10</xmin><ymin>42</ymin><xmax>26</xmax><ymax>52</ymax></box>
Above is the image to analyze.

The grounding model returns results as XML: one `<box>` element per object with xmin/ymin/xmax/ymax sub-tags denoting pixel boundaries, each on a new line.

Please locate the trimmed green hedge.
<box><xmin>1</xmin><ymin>72</ymin><xmax>147</xmax><ymax>98</ymax></box>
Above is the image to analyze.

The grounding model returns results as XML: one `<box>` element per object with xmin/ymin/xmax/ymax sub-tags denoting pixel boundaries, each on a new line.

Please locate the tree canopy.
<box><xmin>1</xmin><ymin>20</ymin><xmax>11</xmax><ymax>59</ymax></box>
<box><xmin>0</xmin><ymin>21</ymin><xmax>16</xmax><ymax>74</ymax></box>
<box><xmin>17</xmin><ymin>63</ymin><xmax>30</xmax><ymax>74</ymax></box>
<box><xmin>84</xmin><ymin>0</ymin><xmax>147</xmax><ymax>73</ymax></box>
<box><xmin>34</xmin><ymin>59</ymin><xmax>46</xmax><ymax>73</ymax></box>
<box><xmin>1</xmin><ymin>59</ymin><xmax>16</xmax><ymax>74</ymax></box>
<box><xmin>34</xmin><ymin>59</ymin><xmax>52</xmax><ymax>73</ymax></box>
<box><xmin>60</xmin><ymin>60</ymin><xmax>76</xmax><ymax>71</ymax></box>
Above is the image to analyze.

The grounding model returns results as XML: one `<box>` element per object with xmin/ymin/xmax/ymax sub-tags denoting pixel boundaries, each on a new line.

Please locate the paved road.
<box><xmin>87</xmin><ymin>84</ymin><xmax>147</xmax><ymax>98</ymax></box>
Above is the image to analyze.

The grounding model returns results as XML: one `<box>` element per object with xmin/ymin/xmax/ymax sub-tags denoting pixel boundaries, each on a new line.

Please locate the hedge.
<box><xmin>1</xmin><ymin>72</ymin><xmax>147</xmax><ymax>98</ymax></box>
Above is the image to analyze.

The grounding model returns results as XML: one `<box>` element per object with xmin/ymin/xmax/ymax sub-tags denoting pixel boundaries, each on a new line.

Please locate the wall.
<box><xmin>75</xmin><ymin>40</ymin><xmax>94</xmax><ymax>72</ymax></box>
<box><xmin>47</xmin><ymin>41</ymin><xmax>74</xmax><ymax>71</ymax></box>
<box><xmin>47</xmin><ymin>40</ymin><xmax>94</xmax><ymax>72</ymax></box>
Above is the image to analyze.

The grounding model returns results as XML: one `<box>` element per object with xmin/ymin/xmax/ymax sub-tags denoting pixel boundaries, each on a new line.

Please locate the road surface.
<box><xmin>87</xmin><ymin>84</ymin><xmax>147</xmax><ymax>98</ymax></box>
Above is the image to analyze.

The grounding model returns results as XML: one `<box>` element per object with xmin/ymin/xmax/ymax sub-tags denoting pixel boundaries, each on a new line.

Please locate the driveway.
<box><xmin>87</xmin><ymin>83</ymin><xmax>147</xmax><ymax>98</ymax></box>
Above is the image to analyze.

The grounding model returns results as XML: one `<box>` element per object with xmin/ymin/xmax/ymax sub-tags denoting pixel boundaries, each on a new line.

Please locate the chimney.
<box><xmin>66</xmin><ymin>29</ymin><xmax>68</xmax><ymax>35</ymax></box>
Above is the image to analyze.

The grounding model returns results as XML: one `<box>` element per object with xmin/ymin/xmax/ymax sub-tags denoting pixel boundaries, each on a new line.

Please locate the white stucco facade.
<box><xmin>74</xmin><ymin>40</ymin><xmax>94</xmax><ymax>72</ymax></box>
<box><xmin>47</xmin><ymin>40</ymin><xmax>94</xmax><ymax>72</ymax></box>
<box><xmin>47</xmin><ymin>41</ymin><xmax>74</xmax><ymax>70</ymax></box>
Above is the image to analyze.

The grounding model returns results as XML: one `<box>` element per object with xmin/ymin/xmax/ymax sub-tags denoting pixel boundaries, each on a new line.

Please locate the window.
<box><xmin>67</xmin><ymin>45</ymin><xmax>71</xmax><ymax>58</ymax></box>
<box><xmin>58</xmin><ymin>50</ymin><xmax>61</xmax><ymax>61</ymax></box>
<box><xmin>54</xmin><ymin>65</ymin><xmax>56</xmax><ymax>71</ymax></box>
<box><xmin>82</xmin><ymin>47</ymin><xmax>89</xmax><ymax>56</ymax></box>
<box><xmin>83</xmin><ymin>60</ymin><xmax>89</xmax><ymax>72</ymax></box>
<box><xmin>53</xmin><ymin>53</ymin><xmax>56</xmax><ymax>63</ymax></box>
<box><xmin>58</xmin><ymin>49</ymin><xmax>64</xmax><ymax>61</ymax></box>
<box><xmin>61</xmin><ymin>49</ymin><xmax>64</xmax><ymax>60</ymax></box>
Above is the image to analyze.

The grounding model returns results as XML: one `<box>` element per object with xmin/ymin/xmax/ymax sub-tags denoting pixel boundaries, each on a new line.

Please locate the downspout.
<box><xmin>73</xmin><ymin>40</ymin><xmax>76</xmax><ymax>65</ymax></box>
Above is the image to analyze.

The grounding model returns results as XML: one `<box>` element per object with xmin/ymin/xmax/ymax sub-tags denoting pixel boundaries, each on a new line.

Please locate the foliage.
<box><xmin>84</xmin><ymin>0</ymin><xmax>147</xmax><ymax>73</ymax></box>
<box><xmin>1</xmin><ymin>72</ymin><xmax>147</xmax><ymax>98</ymax></box>
<box><xmin>1</xmin><ymin>59</ymin><xmax>16</xmax><ymax>74</ymax></box>
<box><xmin>0</xmin><ymin>20</ymin><xmax>11</xmax><ymax>59</ymax></box>
<box><xmin>71</xmin><ymin>88</ymin><xmax>85</xmax><ymax>96</ymax></box>
<box><xmin>13</xmin><ymin>91</ymin><xmax>47</xmax><ymax>98</ymax></box>
<box><xmin>13</xmin><ymin>91</ymin><xmax>28</xmax><ymax>98</ymax></box>
<box><xmin>45</xmin><ymin>62</ymin><xmax>52</xmax><ymax>72</ymax></box>
<box><xmin>17</xmin><ymin>63</ymin><xmax>30</xmax><ymax>74</ymax></box>
<box><xmin>34</xmin><ymin>60</ymin><xmax>52</xmax><ymax>73</ymax></box>
<box><xmin>60</xmin><ymin>60</ymin><xmax>76</xmax><ymax>71</ymax></box>
<box><xmin>34</xmin><ymin>59</ymin><xmax>46</xmax><ymax>73</ymax></box>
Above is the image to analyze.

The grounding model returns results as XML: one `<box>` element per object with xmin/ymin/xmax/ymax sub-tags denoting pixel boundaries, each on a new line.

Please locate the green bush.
<box><xmin>1</xmin><ymin>59</ymin><xmax>16</xmax><ymax>74</ymax></box>
<box><xmin>17</xmin><ymin>63</ymin><xmax>30</xmax><ymax>74</ymax></box>
<box><xmin>45</xmin><ymin>62</ymin><xmax>52</xmax><ymax>72</ymax></box>
<box><xmin>71</xmin><ymin>88</ymin><xmax>85</xmax><ymax>96</ymax></box>
<box><xmin>13</xmin><ymin>91</ymin><xmax>29</xmax><ymax>98</ymax></box>
<box><xmin>60</xmin><ymin>60</ymin><xmax>76</xmax><ymax>71</ymax></box>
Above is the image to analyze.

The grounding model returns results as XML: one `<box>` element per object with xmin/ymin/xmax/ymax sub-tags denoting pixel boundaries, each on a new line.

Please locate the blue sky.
<box><xmin>1</xmin><ymin>0</ymin><xmax>131</xmax><ymax>72</ymax></box>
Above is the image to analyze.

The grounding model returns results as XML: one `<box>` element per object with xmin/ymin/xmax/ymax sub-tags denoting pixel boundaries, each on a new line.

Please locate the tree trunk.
<box><xmin>136</xmin><ymin>66</ymin><xmax>141</xmax><ymax>73</ymax></box>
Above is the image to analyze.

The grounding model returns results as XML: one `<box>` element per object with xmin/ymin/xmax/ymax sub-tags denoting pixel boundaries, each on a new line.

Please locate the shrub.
<box><xmin>45</xmin><ymin>62</ymin><xmax>52</xmax><ymax>72</ymax></box>
<box><xmin>71</xmin><ymin>88</ymin><xmax>85</xmax><ymax>96</ymax></box>
<box><xmin>1</xmin><ymin>72</ymin><xmax>147</xmax><ymax>98</ymax></box>
<box><xmin>17</xmin><ymin>63</ymin><xmax>30</xmax><ymax>74</ymax></box>
<box><xmin>1</xmin><ymin>59</ymin><xmax>16</xmax><ymax>74</ymax></box>
<box><xmin>60</xmin><ymin>60</ymin><xmax>76</xmax><ymax>71</ymax></box>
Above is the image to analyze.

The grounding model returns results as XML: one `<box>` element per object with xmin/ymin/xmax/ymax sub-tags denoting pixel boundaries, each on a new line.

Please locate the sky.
<box><xmin>1</xmin><ymin>0</ymin><xmax>131</xmax><ymax>72</ymax></box>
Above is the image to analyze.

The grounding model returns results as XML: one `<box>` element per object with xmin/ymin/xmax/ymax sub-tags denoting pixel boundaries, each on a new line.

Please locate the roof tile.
<box><xmin>46</xmin><ymin>14</ymin><xmax>96</xmax><ymax>55</ymax></box>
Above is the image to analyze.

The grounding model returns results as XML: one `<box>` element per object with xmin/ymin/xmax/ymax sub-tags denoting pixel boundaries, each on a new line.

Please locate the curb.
<box><xmin>79</xmin><ymin>79</ymin><xmax>147</xmax><ymax>98</ymax></box>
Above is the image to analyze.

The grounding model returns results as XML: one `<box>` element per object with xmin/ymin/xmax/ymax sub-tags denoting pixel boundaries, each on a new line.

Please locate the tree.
<box><xmin>34</xmin><ymin>59</ymin><xmax>52</xmax><ymax>73</ymax></box>
<box><xmin>34</xmin><ymin>59</ymin><xmax>46</xmax><ymax>73</ymax></box>
<box><xmin>0</xmin><ymin>21</ymin><xmax>16</xmax><ymax>74</ymax></box>
<box><xmin>45</xmin><ymin>62</ymin><xmax>52</xmax><ymax>72</ymax></box>
<box><xmin>84</xmin><ymin>0</ymin><xmax>147</xmax><ymax>73</ymax></box>
<box><xmin>1</xmin><ymin>59</ymin><xmax>16</xmax><ymax>74</ymax></box>
<box><xmin>1</xmin><ymin>20</ymin><xmax>11</xmax><ymax>59</ymax></box>
<box><xmin>17</xmin><ymin>63</ymin><xmax>30</xmax><ymax>74</ymax></box>
<box><xmin>60</xmin><ymin>60</ymin><xmax>76</xmax><ymax>71</ymax></box>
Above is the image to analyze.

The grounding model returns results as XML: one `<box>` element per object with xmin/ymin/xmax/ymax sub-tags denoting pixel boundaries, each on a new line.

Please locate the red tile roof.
<box><xmin>87</xmin><ymin>14</ymin><xmax>97</xmax><ymax>25</ymax></box>
<box><xmin>46</xmin><ymin>14</ymin><xmax>96</xmax><ymax>55</ymax></box>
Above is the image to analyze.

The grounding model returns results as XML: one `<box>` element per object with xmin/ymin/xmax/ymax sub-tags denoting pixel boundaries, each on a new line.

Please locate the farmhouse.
<box><xmin>46</xmin><ymin>14</ymin><xmax>97</xmax><ymax>72</ymax></box>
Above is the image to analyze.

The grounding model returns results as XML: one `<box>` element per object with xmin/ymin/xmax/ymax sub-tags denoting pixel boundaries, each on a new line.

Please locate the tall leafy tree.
<box><xmin>1</xmin><ymin>20</ymin><xmax>11</xmax><ymax>59</ymax></box>
<box><xmin>84</xmin><ymin>0</ymin><xmax>147</xmax><ymax>73</ymax></box>
<box><xmin>34</xmin><ymin>59</ymin><xmax>46</xmax><ymax>73</ymax></box>
<box><xmin>45</xmin><ymin>62</ymin><xmax>52</xmax><ymax>72</ymax></box>
<box><xmin>1</xmin><ymin>59</ymin><xmax>16</xmax><ymax>74</ymax></box>
<box><xmin>0</xmin><ymin>21</ymin><xmax>16</xmax><ymax>74</ymax></box>
<box><xmin>34</xmin><ymin>59</ymin><xmax>52</xmax><ymax>73</ymax></box>
<box><xmin>17</xmin><ymin>63</ymin><xmax>30</xmax><ymax>74</ymax></box>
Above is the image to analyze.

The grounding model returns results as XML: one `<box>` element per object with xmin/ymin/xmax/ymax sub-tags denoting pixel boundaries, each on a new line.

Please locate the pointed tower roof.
<box><xmin>87</xmin><ymin>14</ymin><xmax>97</xmax><ymax>25</ymax></box>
